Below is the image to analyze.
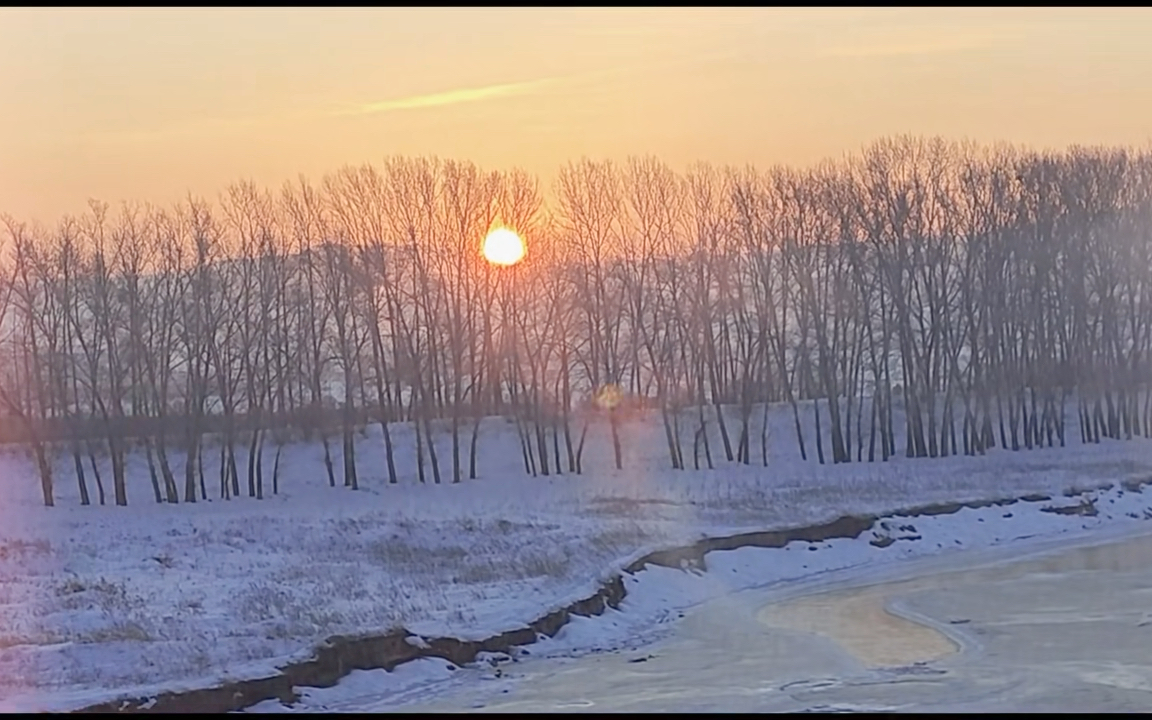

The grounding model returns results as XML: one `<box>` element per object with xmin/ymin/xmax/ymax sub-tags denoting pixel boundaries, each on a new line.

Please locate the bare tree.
<box><xmin>0</xmin><ymin>216</ymin><xmax>55</xmax><ymax>506</ymax></box>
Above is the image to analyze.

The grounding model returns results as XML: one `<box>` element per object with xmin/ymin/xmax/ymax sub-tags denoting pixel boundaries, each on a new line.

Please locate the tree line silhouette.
<box><xmin>3</xmin><ymin>136</ymin><xmax>1151</xmax><ymax>507</ymax></box>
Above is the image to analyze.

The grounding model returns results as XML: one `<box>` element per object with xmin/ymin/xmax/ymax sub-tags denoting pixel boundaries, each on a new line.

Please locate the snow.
<box><xmin>1</xmin><ymin>400</ymin><xmax>1151</xmax><ymax>711</ymax></box>
<box><xmin>244</xmin><ymin>659</ymin><xmax>462</xmax><ymax>713</ymax></box>
<box><xmin>266</xmin><ymin>483</ymin><xmax>1152</xmax><ymax>712</ymax></box>
<box><xmin>373</xmin><ymin>524</ymin><xmax>1152</xmax><ymax>713</ymax></box>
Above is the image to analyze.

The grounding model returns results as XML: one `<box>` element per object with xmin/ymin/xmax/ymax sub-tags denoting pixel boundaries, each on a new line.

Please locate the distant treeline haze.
<box><xmin>3</xmin><ymin>136</ymin><xmax>1151</xmax><ymax>507</ymax></box>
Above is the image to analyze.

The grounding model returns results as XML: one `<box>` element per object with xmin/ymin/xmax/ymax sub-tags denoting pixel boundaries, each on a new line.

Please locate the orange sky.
<box><xmin>3</xmin><ymin>7</ymin><xmax>1151</xmax><ymax>224</ymax></box>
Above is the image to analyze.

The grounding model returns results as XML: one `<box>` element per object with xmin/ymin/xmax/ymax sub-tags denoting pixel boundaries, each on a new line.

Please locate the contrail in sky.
<box><xmin>343</xmin><ymin>77</ymin><xmax>556</xmax><ymax>116</ymax></box>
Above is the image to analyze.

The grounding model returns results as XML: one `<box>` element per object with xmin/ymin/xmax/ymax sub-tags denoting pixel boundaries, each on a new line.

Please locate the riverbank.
<box><xmin>3</xmin><ymin>407</ymin><xmax>1152</xmax><ymax>712</ymax></box>
<box><xmin>241</xmin><ymin>478</ymin><xmax>1152</xmax><ymax>713</ymax></box>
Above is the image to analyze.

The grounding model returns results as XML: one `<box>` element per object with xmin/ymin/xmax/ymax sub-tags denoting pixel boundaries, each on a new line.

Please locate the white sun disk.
<box><xmin>482</xmin><ymin>228</ymin><xmax>526</xmax><ymax>266</ymax></box>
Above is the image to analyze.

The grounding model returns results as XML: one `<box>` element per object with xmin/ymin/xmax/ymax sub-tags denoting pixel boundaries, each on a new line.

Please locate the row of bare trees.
<box><xmin>3</xmin><ymin>136</ymin><xmax>1152</xmax><ymax>507</ymax></box>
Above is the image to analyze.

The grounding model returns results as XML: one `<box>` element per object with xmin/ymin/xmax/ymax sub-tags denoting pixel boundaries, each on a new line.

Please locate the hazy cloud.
<box><xmin>344</xmin><ymin>77</ymin><xmax>555</xmax><ymax>116</ymax></box>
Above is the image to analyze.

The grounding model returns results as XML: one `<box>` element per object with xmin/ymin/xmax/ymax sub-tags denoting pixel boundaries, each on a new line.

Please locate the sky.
<box><xmin>2</xmin><ymin>7</ymin><xmax>1152</xmax><ymax>224</ymax></box>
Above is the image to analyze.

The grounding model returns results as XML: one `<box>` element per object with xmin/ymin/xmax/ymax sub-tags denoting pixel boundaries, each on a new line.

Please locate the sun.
<box><xmin>482</xmin><ymin>227</ymin><xmax>526</xmax><ymax>266</ymax></box>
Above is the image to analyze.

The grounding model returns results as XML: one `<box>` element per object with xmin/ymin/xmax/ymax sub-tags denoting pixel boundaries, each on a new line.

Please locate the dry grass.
<box><xmin>78</xmin><ymin>621</ymin><xmax>153</xmax><ymax>644</ymax></box>
<box><xmin>0</xmin><ymin>539</ymin><xmax>52</xmax><ymax>561</ymax></box>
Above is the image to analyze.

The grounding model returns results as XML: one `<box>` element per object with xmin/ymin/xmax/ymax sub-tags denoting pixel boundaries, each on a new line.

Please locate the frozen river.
<box><xmin>378</xmin><ymin>530</ymin><xmax>1152</xmax><ymax>713</ymax></box>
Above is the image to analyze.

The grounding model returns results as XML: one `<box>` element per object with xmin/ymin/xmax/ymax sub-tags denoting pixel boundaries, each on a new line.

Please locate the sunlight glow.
<box><xmin>482</xmin><ymin>227</ymin><xmax>526</xmax><ymax>266</ymax></box>
<box><xmin>594</xmin><ymin>384</ymin><xmax>623</xmax><ymax>411</ymax></box>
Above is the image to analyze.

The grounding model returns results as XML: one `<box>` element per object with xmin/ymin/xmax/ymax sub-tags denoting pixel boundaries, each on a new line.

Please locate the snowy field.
<box><xmin>323</xmin><ymin>504</ymin><xmax>1152</xmax><ymax>714</ymax></box>
<box><xmin>2</xmin><ymin>400</ymin><xmax>1152</xmax><ymax>711</ymax></box>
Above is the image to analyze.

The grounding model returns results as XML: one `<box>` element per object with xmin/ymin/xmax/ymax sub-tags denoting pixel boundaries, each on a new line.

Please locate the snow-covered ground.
<box><xmin>2</xmin><ymin>401</ymin><xmax>1152</xmax><ymax>711</ymax></box>
<box><xmin>320</xmin><ymin>509</ymin><xmax>1152</xmax><ymax>714</ymax></box>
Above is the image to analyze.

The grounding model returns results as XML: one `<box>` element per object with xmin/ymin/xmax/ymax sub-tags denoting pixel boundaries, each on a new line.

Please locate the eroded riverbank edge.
<box><xmin>73</xmin><ymin>476</ymin><xmax>1152</xmax><ymax>714</ymax></box>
